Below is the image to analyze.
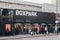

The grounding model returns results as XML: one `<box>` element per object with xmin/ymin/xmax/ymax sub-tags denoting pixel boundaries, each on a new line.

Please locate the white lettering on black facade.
<box><xmin>16</xmin><ymin>10</ymin><xmax>37</xmax><ymax>16</ymax></box>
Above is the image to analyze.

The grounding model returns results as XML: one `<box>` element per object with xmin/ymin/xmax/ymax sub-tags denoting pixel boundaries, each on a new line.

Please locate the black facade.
<box><xmin>0</xmin><ymin>9</ymin><xmax>56</xmax><ymax>24</ymax></box>
<box><xmin>14</xmin><ymin>10</ymin><xmax>55</xmax><ymax>24</ymax></box>
<box><xmin>0</xmin><ymin>9</ymin><xmax>56</xmax><ymax>35</ymax></box>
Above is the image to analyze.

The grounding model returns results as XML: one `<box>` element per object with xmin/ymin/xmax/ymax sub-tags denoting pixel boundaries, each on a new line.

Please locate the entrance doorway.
<box><xmin>4</xmin><ymin>23</ymin><xmax>12</xmax><ymax>35</ymax></box>
<box><xmin>33</xmin><ymin>23</ymin><xmax>41</xmax><ymax>34</ymax></box>
<box><xmin>14</xmin><ymin>23</ymin><xmax>23</xmax><ymax>34</ymax></box>
<box><xmin>24</xmin><ymin>23</ymin><xmax>32</xmax><ymax>34</ymax></box>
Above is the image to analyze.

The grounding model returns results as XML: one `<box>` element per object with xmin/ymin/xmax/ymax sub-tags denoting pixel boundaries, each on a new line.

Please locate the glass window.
<box><xmin>2</xmin><ymin>9</ymin><xmax>9</xmax><ymax>16</ymax></box>
<box><xmin>8</xmin><ymin>10</ymin><xmax>14</xmax><ymax>21</ymax></box>
<box><xmin>8</xmin><ymin>10</ymin><xmax>14</xmax><ymax>17</ymax></box>
<box><xmin>0</xmin><ymin>9</ymin><xmax>3</xmax><ymax>16</ymax></box>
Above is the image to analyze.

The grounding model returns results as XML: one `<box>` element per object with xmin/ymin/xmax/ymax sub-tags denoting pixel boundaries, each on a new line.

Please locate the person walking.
<box><xmin>36</xmin><ymin>25</ymin><xmax>41</xmax><ymax>34</ymax></box>
<box><xmin>28</xmin><ymin>25</ymin><xmax>31</xmax><ymax>34</ymax></box>
<box><xmin>45</xmin><ymin>26</ymin><xmax>48</xmax><ymax>34</ymax></box>
<box><xmin>55</xmin><ymin>26</ymin><xmax>58</xmax><ymax>34</ymax></box>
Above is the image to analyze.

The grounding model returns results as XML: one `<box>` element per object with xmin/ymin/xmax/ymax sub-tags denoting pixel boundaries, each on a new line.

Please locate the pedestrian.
<box><xmin>36</xmin><ymin>25</ymin><xmax>41</xmax><ymax>34</ymax></box>
<box><xmin>55</xmin><ymin>26</ymin><xmax>58</xmax><ymax>34</ymax></box>
<box><xmin>31</xmin><ymin>25</ymin><xmax>35</xmax><ymax>35</ymax></box>
<box><xmin>41</xmin><ymin>27</ymin><xmax>44</xmax><ymax>34</ymax></box>
<box><xmin>45</xmin><ymin>26</ymin><xmax>48</xmax><ymax>34</ymax></box>
<box><xmin>28</xmin><ymin>25</ymin><xmax>31</xmax><ymax>34</ymax></box>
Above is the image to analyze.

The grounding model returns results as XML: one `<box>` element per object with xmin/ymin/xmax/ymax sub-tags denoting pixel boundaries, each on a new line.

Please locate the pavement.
<box><xmin>19</xmin><ymin>35</ymin><xmax>60</xmax><ymax>40</ymax></box>
<box><xmin>0</xmin><ymin>33</ymin><xmax>59</xmax><ymax>40</ymax></box>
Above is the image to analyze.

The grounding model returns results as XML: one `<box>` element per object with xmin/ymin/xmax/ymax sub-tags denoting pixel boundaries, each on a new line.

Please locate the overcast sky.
<box><xmin>23</xmin><ymin>0</ymin><xmax>52</xmax><ymax>4</ymax></box>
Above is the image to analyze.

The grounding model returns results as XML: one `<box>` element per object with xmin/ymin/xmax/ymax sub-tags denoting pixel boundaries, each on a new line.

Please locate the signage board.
<box><xmin>14</xmin><ymin>10</ymin><xmax>55</xmax><ymax>24</ymax></box>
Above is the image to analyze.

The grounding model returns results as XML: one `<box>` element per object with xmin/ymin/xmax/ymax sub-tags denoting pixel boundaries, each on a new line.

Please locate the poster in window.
<box><xmin>5</xmin><ymin>24</ymin><xmax>11</xmax><ymax>32</ymax></box>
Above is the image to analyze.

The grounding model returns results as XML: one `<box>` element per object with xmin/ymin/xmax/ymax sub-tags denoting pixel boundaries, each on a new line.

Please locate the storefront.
<box><xmin>0</xmin><ymin>9</ymin><xmax>55</xmax><ymax>35</ymax></box>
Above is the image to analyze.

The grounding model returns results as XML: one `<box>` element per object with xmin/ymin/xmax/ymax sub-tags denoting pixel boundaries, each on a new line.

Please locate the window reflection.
<box><xmin>8</xmin><ymin>10</ymin><xmax>14</xmax><ymax>17</ymax></box>
<box><xmin>0</xmin><ymin>9</ymin><xmax>3</xmax><ymax>16</ymax></box>
<box><xmin>2</xmin><ymin>9</ymin><xmax>9</xmax><ymax>16</ymax></box>
<box><xmin>1</xmin><ymin>9</ymin><xmax>14</xmax><ymax>22</ymax></box>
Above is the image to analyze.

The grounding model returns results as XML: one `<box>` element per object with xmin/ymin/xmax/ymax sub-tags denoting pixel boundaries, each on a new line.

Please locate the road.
<box><xmin>1</xmin><ymin>34</ymin><xmax>60</xmax><ymax>40</ymax></box>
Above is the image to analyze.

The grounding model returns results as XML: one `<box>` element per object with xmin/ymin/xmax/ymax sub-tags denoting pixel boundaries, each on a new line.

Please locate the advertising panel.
<box><xmin>5</xmin><ymin>24</ymin><xmax>11</xmax><ymax>32</ymax></box>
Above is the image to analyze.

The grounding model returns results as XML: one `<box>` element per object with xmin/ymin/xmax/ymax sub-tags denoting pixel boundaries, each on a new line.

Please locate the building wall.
<box><xmin>0</xmin><ymin>0</ymin><xmax>42</xmax><ymax>12</ymax></box>
<box><xmin>52</xmin><ymin>0</ymin><xmax>56</xmax><ymax>5</ymax></box>
<box><xmin>42</xmin><ymin>4</ymin><xmax>56</xmax><ymax>13</ymax></box>
<box><xmin>42</xmin><ymin>3</ymin><xmax>60</xmax><ymax>21</ymax></box>
<box><xmin>42</xmin><ymin>3</ymin><xmax>60</xmax><ymax>13</ymax></box>
<box><xmin>52</xmin><ymin>0</ymin><xmax>60</xmax><ymax>5</ymax></box>
<box><xmin>0</xmin><ymin>0</ymin><xmax>60</xmax><ymax>13</ymax></box>
<box><xmin>0</xmin><ymin>0</ymin><xmax>60</xmax><ymax>21</ymax></box>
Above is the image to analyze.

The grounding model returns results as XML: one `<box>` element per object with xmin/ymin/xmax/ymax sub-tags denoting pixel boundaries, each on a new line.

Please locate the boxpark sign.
<box><xmin>16</xmin><ymin>10</ymin><xmax>37</xmax><ymax>16</ymax></box>
<box><xmin>14</xmin><ymin>10</ymin><xmax>55</xmax><ymax>24</ymax></box>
